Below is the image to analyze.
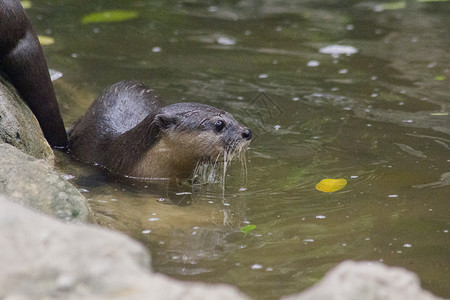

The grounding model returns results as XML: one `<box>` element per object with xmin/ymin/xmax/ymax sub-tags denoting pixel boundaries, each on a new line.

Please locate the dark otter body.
<box><xmin>0</xmin><ymin>0</ymin><xmax>68</xmax><ymax>149</ymax></box>
<box><xmin>69</xmin><ymin>81</ymin><xmax>252</xmax><ymax>180</ymax></box>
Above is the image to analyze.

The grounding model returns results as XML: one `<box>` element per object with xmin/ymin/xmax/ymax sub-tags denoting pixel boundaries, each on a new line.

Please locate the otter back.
<box><xmin>84</xmin><ymin>81</ymin><xmax>163</xmax><ymax>138</ymax></box>
<box><xmin>68</xmin><ymin>81</ymin><xmax>164</xmax><ymax>171</ymax></box>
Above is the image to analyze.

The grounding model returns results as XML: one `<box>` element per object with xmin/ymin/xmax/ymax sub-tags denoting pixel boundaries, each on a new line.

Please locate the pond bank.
<box><xmin>0</xmin><ymin>79</ymin><xmax>441</xmax><ymax>299</ymax></box>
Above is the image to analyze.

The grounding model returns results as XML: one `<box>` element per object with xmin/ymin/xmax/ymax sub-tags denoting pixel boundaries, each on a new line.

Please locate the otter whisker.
<box><xmin>192</xmin><ymin>151</ymin><xmax>223</xmax><ymax>184</ymax></box>
<box><xmin>191</xmin><ymin>141</ymin><xmax>249</xmax><ymax>189</ymax></box>
<box><xmin>222</xmin><ymin>149</ymin><xmax>229</xmax><ymax>189</ymax></box>
<box><xmin>239</xmin><ymin>146</ymin><xmax>248</xmax><ymax>179</ymax></box>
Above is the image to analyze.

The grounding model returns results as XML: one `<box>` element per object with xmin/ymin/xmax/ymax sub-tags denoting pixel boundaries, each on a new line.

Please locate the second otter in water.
<box><xmin>68</xmin><ymin>81</ymin><xmax>252</xmax><ymax>181</ymax></box>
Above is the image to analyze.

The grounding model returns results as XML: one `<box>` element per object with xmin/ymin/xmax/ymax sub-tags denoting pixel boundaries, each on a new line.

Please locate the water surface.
<box><xmin>30</xmin><ymin>0</ymin><xmax>449</xmax><ymax>298</ymax></box>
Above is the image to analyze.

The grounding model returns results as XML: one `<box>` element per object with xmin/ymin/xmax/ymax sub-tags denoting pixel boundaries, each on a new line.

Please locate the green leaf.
<box><xmin>81</xmin><ymin>10</ymin><xmax>139</xmax><ymax>24</ymax></box>
<box><xmin>241</xmin><ymin>224</ymin><xmax>256</xmax><ymax>235</ymax></box>
<box><xmin>378</xmin><ymin>2</ymin><xmax>406</xmax><ymax>11</ymax></box>
<box><xmin>434</xmin><ymin>75</ymin><xmax>446</xmax><ymax>81</ymax></box>
<box><xmin>418</xmin><ymin>0</ymin><xmax>449</xmax><ymax>2</ymax></box>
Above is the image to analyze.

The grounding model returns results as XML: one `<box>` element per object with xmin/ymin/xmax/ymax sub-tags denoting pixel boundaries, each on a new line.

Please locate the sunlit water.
<box><xmin>30</xmin><ymin>0</ymin><xmax>450</xmax><ymax>298</ymax></box>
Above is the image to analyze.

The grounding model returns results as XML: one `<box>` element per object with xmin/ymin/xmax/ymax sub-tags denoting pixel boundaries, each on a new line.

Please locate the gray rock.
<box><xmin>0</xmin><ymin>143</ymin><xmax>92</xmax><ymax>223</ymax></box>
<box><xmin>282</xmin><ymin>260</ymin><xmax>441</xmax><ymax>300</ymax></box>
<box><xmin>0</xmin><ymin>77</ymin><xmax>54</xmax><ymax>162</ymax></box>
<box><xmin>0</xmin><ymin>197</ymin><xmax>250</xmax><ymax>300</ymax></box>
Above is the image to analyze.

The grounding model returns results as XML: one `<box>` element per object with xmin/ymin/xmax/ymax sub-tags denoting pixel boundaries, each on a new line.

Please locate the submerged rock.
<box><xmin>282</xmin><ymin>260</ymin><xmax>441</xmax><ymax>300</ymax></box>
<box><xmin>0</xmin><ymin>143</ymin><xmax>92</xmax><ymax>223</ymax></box>
<box><xmin>0</xmin><ymin>197</ymin><xmax>250</xmax><ymax>300</ymax></box>
<box><xmin>0</xmin><ymin>77</ymin><xmax>54</xmax><ymax>162</ymax></box>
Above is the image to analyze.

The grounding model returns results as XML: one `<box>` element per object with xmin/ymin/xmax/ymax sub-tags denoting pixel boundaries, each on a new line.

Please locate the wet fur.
<box><xmin>69</xmin><ymin>81</ymin><xmax>251</xmax><ymax>181</ymax></box>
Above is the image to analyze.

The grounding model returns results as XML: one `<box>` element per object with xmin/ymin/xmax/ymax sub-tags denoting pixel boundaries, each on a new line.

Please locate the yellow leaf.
<box><xmin>315</xmin><ymin>178</ymin><xmax>347</xmax><ymax>193</ymax></box>
<box><xmin>38</xmin><ymin>35</ymin><xmax>55</xmax><ymax>46</ymax></box>
<box><xmin>20</xmin><ymin>1</ymin><xmax>32</xmax><ymax>9</ymax></box>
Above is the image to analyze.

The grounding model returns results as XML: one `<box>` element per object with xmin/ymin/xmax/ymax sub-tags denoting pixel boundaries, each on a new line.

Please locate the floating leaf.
<box><xmin>241</xmin><ymin>224</ymin><xmax>256</xmax><ymax>235</ymax></box>
<box><xmin>418</xmin><ymin>0</ymin><xmax>449</xmax><ymax>2</ymax></box>
<box><xmin>38</xmin><ymin>35</ymin><xmax>55</xmax><ymax>46</ymax></box>
<box><xmin>429</xmin><ymin>112</ymin><xmax>448</xmax><ymax>116</ymax></box>
<box><xmin>434</xmin><ymin>75</ymin><xmax>446</xmax><ymax>81</ymax></box>
<box><xmin>315</xmin><ymin>178</ymin><xmax>347</xmax><ymax>193</ymax></box>
<box><xmin>81</xmin><ymin>10</ymin><xmax>139</xmax><ymax>24</ymax></box>
<box><xmin>375</xmin><ymin>1</ymin><xmax>406</xmax><ymax>11</ymax></box>
<box><xmin>20</xmin><ymin>1</ymin><xmax>32</xmax><ymax>9</ymax></box>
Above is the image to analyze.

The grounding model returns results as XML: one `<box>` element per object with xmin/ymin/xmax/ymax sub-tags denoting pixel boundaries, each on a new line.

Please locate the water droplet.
<box><xmin>251</xmin><ymin>264</ymin><xmax>263</xmax><ymax>270</ymax></box>
<box><xmin>62</xmin><ymin>174</ymin><xmax>75</xmax><ymax>181</ymax></box>
<box><xmin>307</xmin><ymin>60</ymin><xmax>320</xmax><ymax>67</ymax></box>
<box><xmin>208</xmin><ymin>6</ymin><xmax>218</xmax><ymax>12</ymax></box>
<box><xmin>175</xmin><ymin>192</ymin><xmax>192</xmax><ymax>195</ymax></box>
<box><xmin>217</xmin><ymin>37</ymin><xmax>236</xmax><ymax>46</ymax></box>
<box><xmin>319</xmin><ymin>45</ymin><xmax>358</xmax><ymax>56</ymax></box>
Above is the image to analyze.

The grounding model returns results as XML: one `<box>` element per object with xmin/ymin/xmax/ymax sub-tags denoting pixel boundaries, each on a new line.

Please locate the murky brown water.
<box><xmin>30</xmin><ymin>0</ymin><xmax>449</xmax><ymax>298</ymax></box>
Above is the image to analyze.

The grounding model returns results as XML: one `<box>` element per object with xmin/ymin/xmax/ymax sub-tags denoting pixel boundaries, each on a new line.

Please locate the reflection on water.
<box><xmin>38</xmin><ymin>0</ymin><xmax>450</xmax><ymax>299</ymax></box>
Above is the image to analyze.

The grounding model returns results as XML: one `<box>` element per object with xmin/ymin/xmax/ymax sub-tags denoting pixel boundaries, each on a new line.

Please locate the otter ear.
<box><xmin>154</xmin><ymin>113</ymin><xmax>179</xmax><ymax>130</ymax></box>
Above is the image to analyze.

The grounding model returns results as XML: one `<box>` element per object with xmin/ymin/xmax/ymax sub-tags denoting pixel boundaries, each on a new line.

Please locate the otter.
<box><xmin>68</xmin><ymin>81</ymin><xmax>252</xmax><ymax>181</ymax></box>
<box><xmin>1</xmin><ymin>1</ymin><xmax>252</xmax><ymax>181</ymax></box>
<box><xmin>0</xmin><ymin>0</ymin><xmax>68</xmax><ymax>149</ymax></box>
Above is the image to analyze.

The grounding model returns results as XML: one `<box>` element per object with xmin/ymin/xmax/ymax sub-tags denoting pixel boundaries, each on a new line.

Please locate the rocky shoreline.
<box><xmin>0</xmin><ymin>78</ymin><xmax>441</xmax><ymax>299</ymax></box>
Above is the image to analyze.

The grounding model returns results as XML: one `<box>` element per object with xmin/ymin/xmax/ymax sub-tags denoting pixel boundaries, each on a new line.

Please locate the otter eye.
<box><xmin>214</xmin><ymin>120</ymin><xmax>226</xmax><ymax>132</ymax></box>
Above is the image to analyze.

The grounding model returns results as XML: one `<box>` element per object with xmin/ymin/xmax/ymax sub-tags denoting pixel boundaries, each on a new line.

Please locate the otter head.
<box><xmin>149</xmin><ymin>102</ymin><xmax>252</xmax><ymax>181</ymax></box>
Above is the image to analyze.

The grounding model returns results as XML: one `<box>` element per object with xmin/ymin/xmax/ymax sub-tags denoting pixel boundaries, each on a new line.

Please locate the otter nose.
<box><xmin>242</xmin><ymin>129</ymin><xmax>252</xmax><ymax>140</ymax></box>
